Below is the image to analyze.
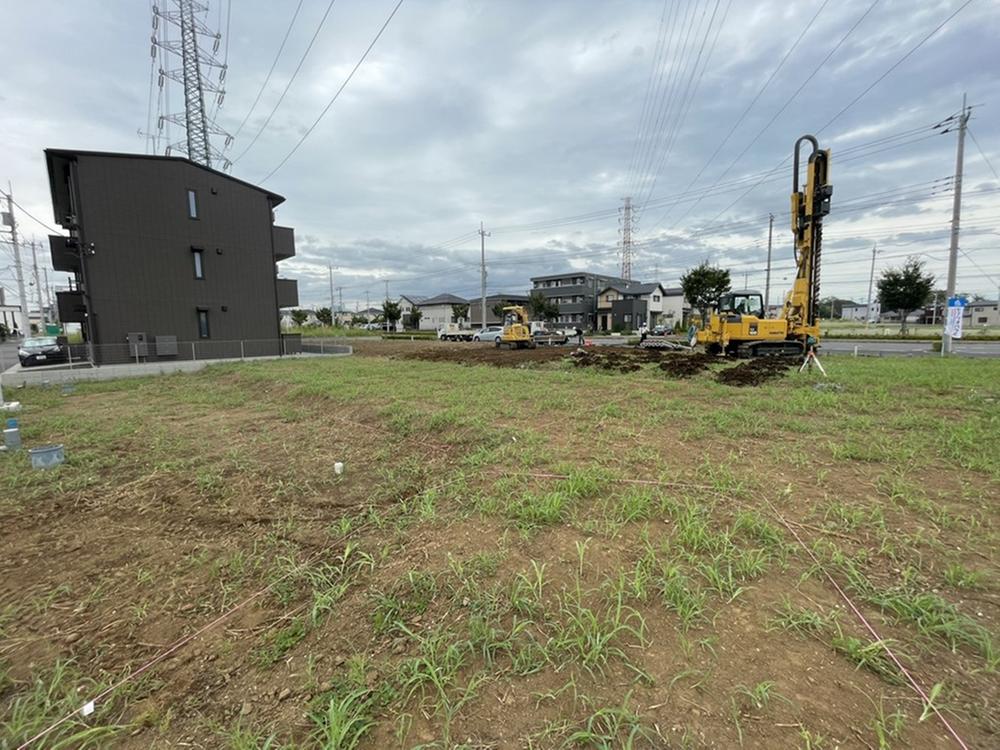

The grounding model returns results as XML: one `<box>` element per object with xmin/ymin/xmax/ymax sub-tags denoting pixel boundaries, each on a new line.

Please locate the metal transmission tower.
<box><xmin>152</xmin><ymin>1</ymin><xmax>232</xmax><ymax>169</ymax></box>
<box><xmin>618</xmin><ymin>197</ymin><xmax>635</xmax><ymax>281</ymax></box>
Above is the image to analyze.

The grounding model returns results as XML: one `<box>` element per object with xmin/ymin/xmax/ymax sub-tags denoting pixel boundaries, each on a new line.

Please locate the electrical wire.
<box><xmin>638</xmin><ymin>0</ymin><xmax>732</xmax><ymax>212</ymax></box>
<box><xmin>0</xmin><ymin>191</ymin><xmax>61</xmax><ymax>236</ymax></box>
<box><xmin>652</xmin><ymin>0</ymin><xmax>832</xmax><ymax>227</ymax></box>
<box><xmin>650</xmin><ymin>0</ymin><xmax>884</xmax><ymax>235</ymax></box>
<box><xmin>259</xmin><ymin>0</ymin><xmax>407</xmax><ymax>183</ymax></box>
<box><xmin>699</xmin><ymin>0</ymin><xmax>975</xmax><ymax>229</ymax></box>
<box><xmin>230</xmin><ymin>0</ymin><xmax>306</xmax><ymax>139</ymax></box>
<box><xmin>967</xmin><ymin>126</ymin><xmax>1000</xmax><ymax>181</ymax></box>
<box><xmin>233</xmin><ymin>0</ymin><xmax>340</xmax><ymax>163</ymax></box>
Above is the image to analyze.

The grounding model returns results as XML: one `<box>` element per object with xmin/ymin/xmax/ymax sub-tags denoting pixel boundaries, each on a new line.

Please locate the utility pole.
<box><xmin>31</xmin><ymin>239</ymin><xmax>45</xmax><ymax>327</ymax></box>
<box><xmin>764</xmin><ymin>213</ymin><xmax>774</xmax><ymax>314</ymax></box>
<box><xmin>43</xmin><ymin>267</ymin><xmax>51</xmax><ymax>320</ymax></box>
<box><xmin>2</xmin><ymin>186</ymin><xmax>30</xmax><ymax>336</ymax></box>
<box><xmin>865</xmin><ymin>242</ymin><xmax>878</xmax><ymax>333</ymax></box>
<box><xmin>478</xmin><ymin>221</ymin><xmax>490</xmax><ymax>327</ymax></box>
<box><xmin>365</xmin><ymin>290</ymin><xmax>370</xmax><ymax>314</ymax></box>
<box><xmin>328</xmin><ymin>263</ymin><xmax>335</xmax><ymax>315</ymax></box>
<box><xmin>384</xmin><ymin>279</ymin><xmax>390</xmax><ymax>302</ymax></box>
<box><xmin>337</xmin><ymin>286</ymin><xmax>344</xmax><ymax>313</ymax></box>
<box><xmin>942</xmin><ymin>94</ymin><xmax>970</xmax><ymax>357</ymax></box>
<box><xmin>619</xmin><ymin>197</ymin><xmax>634</xmax><ymax>281</ymax></box>
<box><xmin>743</xmin><ymin>271</ymin><xmax>749</xmax><ymax>290</ymax></box>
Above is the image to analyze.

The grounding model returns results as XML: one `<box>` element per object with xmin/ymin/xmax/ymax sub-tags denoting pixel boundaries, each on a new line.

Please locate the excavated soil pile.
<box><xmin>404</xmin><ymin>346</ymin><xmax>569</xmax><ymax>368</ymax></box>
<box><xmin>657</xmin><ymin>352</ymin><xmax>719</xmax><ymax>378</ymax></box>
<box><xmin>716</xmin><ymin>357</ymin><xmax>795</xmax><ymax>386</ymax></box>
<box><xmin>568</xmin><ymin>347</ymin><xmax>665</xmax><ymax>373</ymax></box>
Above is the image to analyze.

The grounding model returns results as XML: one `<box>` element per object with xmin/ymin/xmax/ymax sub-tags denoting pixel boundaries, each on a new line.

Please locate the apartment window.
<box><xmin>187</xmin><ymin>189</ymin><xmax>199</xmax><ymax>219</ymax></box>
<box><xmin>978</xmin><ymin>317</ymin><xmax>988</xmax><ymax>324</ymax></box>
<box><xmin>624</xmin><ymin>314</ymin><xmax>631</xmax><ymax>323</ymax></box>
<box><xmin>192</xmin><ymin>248</ymin><xmax>204</xmax><ymax>279</ymax></box>
<box><xmin>197</xmin><ymin>308</ymin><xmax>210</xmax><ymax>338</ymax></box>
<box><xmin>653</xmin><ymin>295</ymin><xmax>660</xmax><ymax>302</ymax></box>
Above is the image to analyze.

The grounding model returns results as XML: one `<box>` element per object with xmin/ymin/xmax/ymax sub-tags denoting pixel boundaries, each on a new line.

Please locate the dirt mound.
<box><xmin>717</xmin><ymin>357</ymin><xmax>795</xmax><ymax>386</ymax></box>
<box><xmin>658</xmin><ymin>352</ymin><xmax>718</xmax><ymax>378</ymax></box>
<box><xmin>568</xmin><ymin>347</ymin><xmax>664</xmax><ymax>373</ymax></box>
<box><xmin>404</xmin><ymin>345</ymin><xmax>568</xmax><ymax>368</ymax></box>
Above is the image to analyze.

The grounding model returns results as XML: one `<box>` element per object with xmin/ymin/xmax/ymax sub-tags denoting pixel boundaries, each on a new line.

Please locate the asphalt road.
<box><xmin>820</xmin><ymin>340</ymin><xmax>1000</xmax><ymax>358</ymax></box>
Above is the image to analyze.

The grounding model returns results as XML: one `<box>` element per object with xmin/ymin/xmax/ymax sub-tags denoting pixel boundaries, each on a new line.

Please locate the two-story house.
<box><xmin>595</xmin><ymin>283</ymin><xmax>686</xmax><ymax>331</ymax></box>
<box><xmin>416</xmin><ymin>293</ymin><xmax>467</xmax><ymax>330</ymax></box>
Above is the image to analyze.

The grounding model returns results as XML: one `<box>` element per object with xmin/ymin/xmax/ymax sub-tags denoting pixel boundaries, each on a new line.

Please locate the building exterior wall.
<box><xmin>661</xmin><ymin>292</ymin><xmax>685</xmax><ymax>326</ymax></box>
<box><xmin>418</xmin><ymin>304</ymin><xmax>456</xmax><ymax>330</ymax></box>
<box><xmin>842</xmin><ymin>303</ymin><xmax>881</xmax><ymax>321</ymax></box>
<box><xmin>964</xmin><ymin>301</ymin><xmax>999</xmax><ymax>327</ymax></box>
<box><xmin>468</xmin><ymin>294</ymin><xmax>529</xmax><ymax>327</ymax></box>
<box><xmin>531</xmin><ymin>273</ymin><xmax>629</xmax><ymax>329</ymax></box>
<box><xmin>47</xmin><ymin>151</ymin><xmax>294</xmax><ymax>358</ymax></box>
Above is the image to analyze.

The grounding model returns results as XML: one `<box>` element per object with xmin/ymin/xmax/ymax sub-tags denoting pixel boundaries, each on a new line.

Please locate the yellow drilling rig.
<box><xmin>701</xmin><ymin>135</ymin><xmax>832</xmax><ymax>357</ymax></box>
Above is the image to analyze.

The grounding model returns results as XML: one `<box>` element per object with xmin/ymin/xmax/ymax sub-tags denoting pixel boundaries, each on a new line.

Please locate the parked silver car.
<box><xmin>472</xmin><ymin>326</ymin><xmax>503</xmax><ymax>343</ymax></box>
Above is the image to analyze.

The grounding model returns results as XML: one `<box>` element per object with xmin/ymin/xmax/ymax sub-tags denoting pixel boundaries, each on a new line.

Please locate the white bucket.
<box><xmin>334</xmin><ymin>462</ymin><xmax>344</xmax><ymax>475</ymax></box>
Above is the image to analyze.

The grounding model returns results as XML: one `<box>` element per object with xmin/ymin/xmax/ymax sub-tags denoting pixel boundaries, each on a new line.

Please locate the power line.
<box><xmin>638</xmin><ymin>0</ymin><xmax>732</xmax><ymax>212</ymax></box>
<box><xmin>651</xmin><ymin>0</ymin><xmax>883</xmax><ymax>235</ymax></box>
<box><xmin>260</xmin><ymin>0</ymin><xmax>407</xmax><ymax>183</ymax></box>
<box><xmin>629</xmin><ymin>0</ymin><xmax>703</xmax><ymax>199</ymax></box>
<box><xmin>230</xmin><ymin>0</ymin><xmax>306</xmax><ymax>139</ymax></box>
<box><xmin>647</xmin><ymin>0</ymin><xmax>827</xmax><ymax>226</ymax></box>
<box><xmin>700</xmin><ymin>0</ymin><xmax>975</xmax><ymax>228</ymax></box>
<box><xmin>967</xmin><ymin>126</ymin><xmax>1000</xmax><ymax>181</ymax></box>
<box><xmin>0</xmin><ymin>191</ymin><xmax>60</xmax><ymax>235</ymax></box>
<box><xmin>233</xmin><ymin>0</ymin><xmax>340</xmax><ymax>163</ymax></box>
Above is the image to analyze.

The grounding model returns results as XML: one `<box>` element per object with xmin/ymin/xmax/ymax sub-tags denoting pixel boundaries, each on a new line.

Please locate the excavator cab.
<box><xmin>718</xmin><ymin>292</ymin><xmax>765</xmax><ymax>318</ymax></box>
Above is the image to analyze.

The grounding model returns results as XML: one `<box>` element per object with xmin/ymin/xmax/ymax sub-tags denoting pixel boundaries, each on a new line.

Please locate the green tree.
<box><xmin>680</xmin><ymin>261</ymin><xmax>731</xmax><ymax>328</ymax></box>
<box><xmin>382</xmin><ymin>300</ymin><xmax>402</xmax><ymax>330</ymax></box>
<box><xmin>291</xmin><ymin>309</ymin><xmax>309</xmax><ymax>327</ymax></box>
<box><xmin>527</xmin><ymin>291</ymin><xmax>559</xmax><ymax>322</ymax></box>
<box><xmin>316</xmin><ymin>307</ymin><xmax>333</xmax><ymax>326</ymax></box>
<box><xmin>877</xmin><ymin>257</ymin><xmax>934</xmax><ymax>334</ymax></box>
<box><xmin>491</xmin><ymin>299</ymin><xmax>509</xmax><ymax>318</ymax></box>
<box><xmin>351</xmin><ymin>314</ymin><xmax>367</xmax><ymax>326</ymax></box>
<box><xmin>407</xmin><ymin>307</ymin><xmax>423</xmax><ymax>329</ymax></box>
<box><xmin>451</xmin><ymin>303</ymin><xmax>470</xmax><ymax>324</ymax></box>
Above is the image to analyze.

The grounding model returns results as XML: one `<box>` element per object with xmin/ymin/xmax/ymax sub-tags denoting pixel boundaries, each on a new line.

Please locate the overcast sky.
<box><xmin>3</xmin><ymin>0</ymin><xmax>999</xmax><ymax>311</ymax></box>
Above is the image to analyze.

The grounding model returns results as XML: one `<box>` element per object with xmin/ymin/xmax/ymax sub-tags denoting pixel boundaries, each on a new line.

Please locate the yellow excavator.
<box><xmin>496</xmin><ymin>305</ymin><xmax>536</xmax><ymax>349</ymax></box>
<box><xmin>701</xmin><ymin>135</ymin><xmax>832</xmax><ymax>357</ymax></box>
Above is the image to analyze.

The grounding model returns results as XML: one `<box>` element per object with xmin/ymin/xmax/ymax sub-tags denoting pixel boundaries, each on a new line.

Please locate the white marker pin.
<box><xmin>81</xmin><ymin>700</ymin><xmax>95</xmax><ymax>717</ymax></box>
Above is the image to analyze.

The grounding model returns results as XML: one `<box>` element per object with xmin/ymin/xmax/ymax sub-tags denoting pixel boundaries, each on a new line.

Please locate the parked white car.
<box><xmin>472</xmin><ymin>326</ymin><xmax>503</xmax><ymax>343</ymax></box>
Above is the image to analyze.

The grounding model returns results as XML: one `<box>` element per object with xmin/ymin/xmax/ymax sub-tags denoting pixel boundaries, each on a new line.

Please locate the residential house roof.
<box><xmin>596</xmin><ymin>282</ymin><xmax>666</xmax><ymax>297</ymax></box>
<box><xmin>399</xmin><ymin>294</ymin><xmax>427</xmax><ymax>305</ymax></box>
<box><xmin>418</xmin><ymin>293</ymin><xmax>468</xmax><ymax>306</ymax></box>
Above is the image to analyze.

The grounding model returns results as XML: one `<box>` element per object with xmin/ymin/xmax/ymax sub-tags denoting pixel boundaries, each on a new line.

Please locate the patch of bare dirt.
<box><xmin>717</xmin><ymin>357</ymin><xmax>796</xmax><ymax>386</ymax></box>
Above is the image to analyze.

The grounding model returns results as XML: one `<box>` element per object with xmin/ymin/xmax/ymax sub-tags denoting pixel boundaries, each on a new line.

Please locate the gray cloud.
<box><xmin>2</xmin><ymin>0</ymin><xmax>998</xmax><ymax>309</ymax></box>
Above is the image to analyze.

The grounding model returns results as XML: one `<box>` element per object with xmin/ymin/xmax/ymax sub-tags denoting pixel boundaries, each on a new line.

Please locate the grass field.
<box><xmin>1</xmin><ymin>344</ymin><xmax>997</xmax><ymax>749</ymax></box>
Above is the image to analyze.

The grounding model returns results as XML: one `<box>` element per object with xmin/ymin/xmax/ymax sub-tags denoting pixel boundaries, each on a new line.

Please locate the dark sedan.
<box><xmin>18</xmin><ymin>337</ymin><xmax>68</xmax><ymax>367</ymax></box>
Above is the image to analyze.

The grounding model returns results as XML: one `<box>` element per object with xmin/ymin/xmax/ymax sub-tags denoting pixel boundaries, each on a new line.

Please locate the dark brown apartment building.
<box><xmin>45</xmin><ymin>149</ymin><xmax>298</xmax><ymax>361</ymax></box>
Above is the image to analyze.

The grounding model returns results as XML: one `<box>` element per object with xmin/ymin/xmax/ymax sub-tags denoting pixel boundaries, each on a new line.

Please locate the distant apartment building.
<box><xmin>530</xmin><ymin>272</ymin><xmax>630</xmax><ymax>328</ymax></box>
<box><xmin>46</xmin><ymin>149</ymin><xmax>297</xmax><ymax>361</ymax></box>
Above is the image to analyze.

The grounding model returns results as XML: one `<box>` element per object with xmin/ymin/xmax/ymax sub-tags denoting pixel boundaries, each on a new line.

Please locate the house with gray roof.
<box><xmin>595</xmin><ymin>282</ymin><xmax>686</xmax><ymax>331</ymax></box>
<box><xmin>415</xmin><ymin>293</ymin><xmax>468</xmax><ymax>330</ymax></box>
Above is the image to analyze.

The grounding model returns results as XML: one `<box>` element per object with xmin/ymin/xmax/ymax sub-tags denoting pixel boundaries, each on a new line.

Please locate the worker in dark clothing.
<box><xmin>574</xmin><ymin>326</ymin><xmax>584</xmax><ymax>346</ymax></box>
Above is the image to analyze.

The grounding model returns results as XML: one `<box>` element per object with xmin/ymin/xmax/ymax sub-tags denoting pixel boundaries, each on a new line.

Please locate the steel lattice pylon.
<box><xmin>152</xmin><ymin>0</ymin><xmax>232</xmax><ymax>169</ymax></box>
<box><xmin>618</xmin><ymin>196</ymin><xmax>635</xmax><ymax>281</ymax></box>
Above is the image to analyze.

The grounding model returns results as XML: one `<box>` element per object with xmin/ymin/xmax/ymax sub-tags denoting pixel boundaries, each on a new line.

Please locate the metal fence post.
<box><xmin>320</xmin><ymin>339</ymin><xmax>325</xmax><ymax>354</ymax></box>
<box><xmin>191</xmin><ymin>342</ymin><xmax>197</xmax><ymax>361</ymax></box>
<box><xmin>240</xmin><ymin>340</ymin><xmax>245</xmax><ymax>360</ymax></box>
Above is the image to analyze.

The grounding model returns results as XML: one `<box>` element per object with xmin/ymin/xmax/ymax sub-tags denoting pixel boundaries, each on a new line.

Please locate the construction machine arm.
<box><xmin>786</xmin><ymin>135</ymin><xmax>832</xmax><ymax>335</ymax></box>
